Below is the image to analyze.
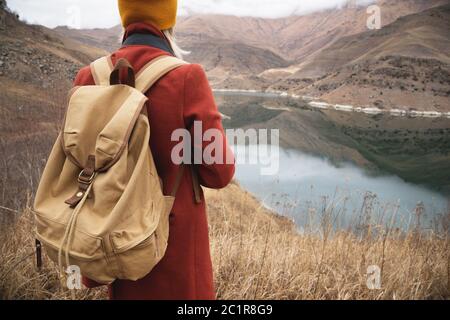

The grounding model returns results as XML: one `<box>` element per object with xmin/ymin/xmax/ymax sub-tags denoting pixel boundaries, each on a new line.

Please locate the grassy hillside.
<box><xmin>0</xmin><ymin>1</ymin><xmax>448</xmax><ymax>300</ymax></box>
<box><xmin>0</xmin><ymin>182</ymin><xmax>448</xmax><ymax>300</ymax></box>
<box><xmin>0</xmin><ymin>4</ymin><xmax>108</xmax><ymax>212</ymax></box>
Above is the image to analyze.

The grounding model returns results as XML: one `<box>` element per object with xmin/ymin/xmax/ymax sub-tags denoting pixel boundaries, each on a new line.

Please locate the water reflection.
<box><xmin>233</xmin><ymin>145</ymin><xmax>448</xmax><ymax>231</ymax></box>
<box><xmin>216</xmin><ymin>92</ymin><xmax>450</xmax><ymax>231</ymax></box>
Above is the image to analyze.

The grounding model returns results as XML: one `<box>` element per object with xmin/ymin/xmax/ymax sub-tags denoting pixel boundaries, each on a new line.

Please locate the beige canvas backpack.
<box><xmin>33</xmin><ymin>55</ymin><xmax>188</xmax><ymax>284</ymax></box>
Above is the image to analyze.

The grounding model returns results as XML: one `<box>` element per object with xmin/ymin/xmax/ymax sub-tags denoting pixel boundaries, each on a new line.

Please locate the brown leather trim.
<box><xmin>170</xmin><ymin>165</ymin><xmax>185</xmax><ymax>197</ymax></box>
<box><xmin>65</xmin><ymin>192</ymin><xmax>84</xmax><ymax>208</ymax></box>
<box><xmin>65</xmin><ymin>155</ymin><xmax>96</xmax><ymax>207</ymax></box>
<box><xmin>169</xmin><ymin>165</ymin><xmax>202</xmax><ymax>203</ymax></box>
<box><xmin>35</xmin><ymin>239</ymin><xmax>42</xmax><ymax>270</ymax></box>
<box><xmin>190</xmin><ymin>165</ymin><xmax>202</xmax><ymax>204</ymax></box>
<box><xmin>79</xmin><ymin>154</ymin><xmax>96</xmax><ymax>180</ymax></box>
<box><xmin>110</xmin><ymin>58</ymin><xmax>136</xmax><ymax>88</ymax></box>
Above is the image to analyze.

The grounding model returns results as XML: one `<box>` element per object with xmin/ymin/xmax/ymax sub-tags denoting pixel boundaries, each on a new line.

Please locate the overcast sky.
<box><xmin>7</xmin><ymin>0</ymin><xmax>372</xmax><ymax>29</ymax></box>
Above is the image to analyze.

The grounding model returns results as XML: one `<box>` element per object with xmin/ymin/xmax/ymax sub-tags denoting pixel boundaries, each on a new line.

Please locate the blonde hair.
<box><xmin>162</xmin><ymin>28</ymin><xmax>190</xmax><ymax>59</ymax></box>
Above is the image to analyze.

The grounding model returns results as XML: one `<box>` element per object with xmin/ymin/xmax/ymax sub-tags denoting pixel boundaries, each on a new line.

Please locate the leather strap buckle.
<box><xmin>78</xmin><ymin>169</ymin><xmax>95</xmax><ymax>184</ymax></box>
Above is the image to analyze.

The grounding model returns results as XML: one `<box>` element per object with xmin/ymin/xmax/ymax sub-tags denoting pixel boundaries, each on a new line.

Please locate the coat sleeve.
<box><xmin>73</xmin><ymin>66</ymin><xmax>94</xmax><ymax>86</ymax></box>
<box><xmin>183</xmin><ymin>64</ymin><xmax>235</xmax><ymax>189</ymax></box>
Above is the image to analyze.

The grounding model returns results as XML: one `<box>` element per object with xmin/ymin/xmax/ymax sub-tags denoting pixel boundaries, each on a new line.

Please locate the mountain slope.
<box><xmin>180</xmin><ymin>37</ymin><xmax>290</xmax><ymax>88</ymax></box>
<box><xmin>0</xmin><ymin>2</ymin><xmax>109</xmax><ymax>208</ymax></box>
<box><xmin>270</xmin><ymin>4</ymin><xmax>450</xmax><ymax>111</ymax></box>
<box><xmin>0</xmin><ymin>3</ymin><xmax>108</xmax><ymax>135</ymax></box>
<box><xmin>274</xmin><ymin>0</ymin><xmax>449</xmax><ymax>60</ymax></box>
<box><xmin>180</xmin><ymin>0</ymin><xmax>450</xmax><ymax>95</ymax></box>
<box><xmin>56</xmin><ymin>0</ymin><xmax>447</xmax><ymax>85</ymax></box>
<box><xmin>176</xmin><ymin>0</ymin><xmax>448</xmax><ymax>61</ymax></box>
<box><xmin>54</xmin><ymin>24</ymin><xmax>123</xmax><ymax>53</ymax></box>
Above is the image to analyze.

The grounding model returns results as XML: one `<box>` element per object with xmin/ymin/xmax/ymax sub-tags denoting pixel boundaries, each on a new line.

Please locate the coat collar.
<box><xmin>122</xmin><ymin>22</ymin><xmax>168</xmax><ymax>44</ymax></box>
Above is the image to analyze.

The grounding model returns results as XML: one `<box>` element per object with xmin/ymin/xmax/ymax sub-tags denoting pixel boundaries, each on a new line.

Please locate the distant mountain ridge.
<box><xmin>55</xmin><ymin>0</ymin><xmax>448</xmax><ymax>82</ymax></box>
<box><xmin>54</xmin><ymin>24</ymin><xmax>122</xmax><ymax>53</ymax></box>
<box><xmin>270</xmin><ymin>4</ymin><xmax>450</xmax><ymax>111</ymax></box>
<box><xmin>177</xmin><ymin>0</ymin><xmax>449</xmax><ymax>61</ymax></box>
<box><xmin>4</xmin><ymin>0</ymin><xmax>450</xmax><ymax>112</ymax></box>
<box><xmin>0</xmin><ymin>2</ymin><xmax>108</xmax><ymax>138</ymax></box>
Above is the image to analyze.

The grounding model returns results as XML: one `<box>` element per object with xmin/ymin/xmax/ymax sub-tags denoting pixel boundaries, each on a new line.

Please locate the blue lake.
<box><xmin>216</xmin><ymin>93</ymin><xmax>450</xmax><ymax>231</ymax></box>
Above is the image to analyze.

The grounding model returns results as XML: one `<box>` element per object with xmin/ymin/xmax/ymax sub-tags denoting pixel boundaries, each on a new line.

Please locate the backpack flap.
<box><xmin>62</xmin><ymin>85</ymin><xmax>147</xmax><ymax>171</ymax></box>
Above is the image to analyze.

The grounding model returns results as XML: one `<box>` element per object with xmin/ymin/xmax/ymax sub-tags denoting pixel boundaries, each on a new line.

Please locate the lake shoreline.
<box><xmin>213</xmin><ymin>88</ymin><xmax>450</xmax><ymax>119</ymax></box>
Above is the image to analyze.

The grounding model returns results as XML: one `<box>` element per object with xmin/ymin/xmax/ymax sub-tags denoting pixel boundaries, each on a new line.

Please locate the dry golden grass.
<box><xmin>0</xmin><ymin>182</ymin><xmax>449</xmax><ymax>300</ymax></box>
<box><xmin>0</xmin><ymin>198</ymin><xmax>107</xmax><ymax>300</ymax></box>
<box><xmin>207</xmin><ymin>183</ymin><xmax>449</xmax><ymax>300</ymax></box>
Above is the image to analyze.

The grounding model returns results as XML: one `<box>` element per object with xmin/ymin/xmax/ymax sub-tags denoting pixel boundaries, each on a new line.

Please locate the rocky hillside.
<box><xmin>0</xmin><ymin>1</ymin><xmax>108</xmax><ymax>138</ymax></box>
<box><xmin>180</xmin><ymin>37</ymin><xmax>290</xmax><ymax>88</ymax></box>
<box><xmin>0</xmin><ymin>2</ymin><xmax>108</xmax><ymax>210</ymax></box>
<box><xmin>54</xmin><ymin>0</ymin><xmax>450</xmax><ymax>111</ymax></box>
<box><xmin>176</xmin><ymin>0</ymin><xmax>448</xmax><ymax>61</ymax></box>
<box><xmin>270</xmin><ymin>4</ymin><xmax>450</xmax><ymax>112</ymax></box>
<box><xmin>0</xmin><ymin>4</ymin><xmax>107</xmax><ymax>89</ymax></box>
<box><xmin>54</xmin><ymin>24</ymin><xmax>123</xmax><ymax>53</ymax></box>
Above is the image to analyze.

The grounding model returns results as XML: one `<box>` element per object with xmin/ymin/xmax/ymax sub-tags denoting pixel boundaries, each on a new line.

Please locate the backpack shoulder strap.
<box><xmin>135</xmin><ymin>55</ymin><xmax>188</xmax><ymax>93</ymax></box>
<box><xmin>136</xmin><ymin>56</ymin><xmax>201</xmax><ymax>203</ymax></box>
<box><xmin>90</xmin><ymin>55</ymin><xmax>114</xmax><ymax>86</ymax></box>
<box><xmin>89</xmin><ymin>55</ymin><xmax>186</xmax><ymax>89</ymax></box>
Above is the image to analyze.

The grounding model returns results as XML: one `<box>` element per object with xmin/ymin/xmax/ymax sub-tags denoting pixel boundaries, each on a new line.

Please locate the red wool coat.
<box><xmin>73</xmin><ymin>22</ymin><xmax>235</xmax><ymax>300</ymax></box>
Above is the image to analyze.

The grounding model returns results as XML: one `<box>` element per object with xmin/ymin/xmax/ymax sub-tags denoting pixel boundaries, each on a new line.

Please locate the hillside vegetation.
<box><xmin>1</xmin><ymin>182</ymin><xmax>449</xmax><ymax>299</ymax></box>
<box><xmin>0</xmin><ymin>4</ymin><xmax>107</xmax><ymax>211</ymax></box>
<box><xmin>0</xmin><ymin>0</ymin><xmax>449</xmax><ymax>300</ymax></box>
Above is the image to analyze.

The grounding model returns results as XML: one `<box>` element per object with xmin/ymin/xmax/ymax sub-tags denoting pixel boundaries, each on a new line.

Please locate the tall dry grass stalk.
<box><xmin>208</xmin><ymin>183</ymin><xmax>449</xmax><ymax>300</ymax></box>
<box><xmin>0</xmin><ymin>182</ymin><xmax>449</xmax><ymax>300</ymax></box>
<box><xmin>0</xmin><ymin>200</ymin><xmax>107</xmax><ymax>300</ymax></box>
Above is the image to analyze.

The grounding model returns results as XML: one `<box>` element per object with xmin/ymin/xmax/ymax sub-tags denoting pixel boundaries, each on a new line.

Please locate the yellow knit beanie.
<box><xmin>118</xmin><ymin>0</ymin><xmax>178</xmax><ymax>30</ymax></box>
